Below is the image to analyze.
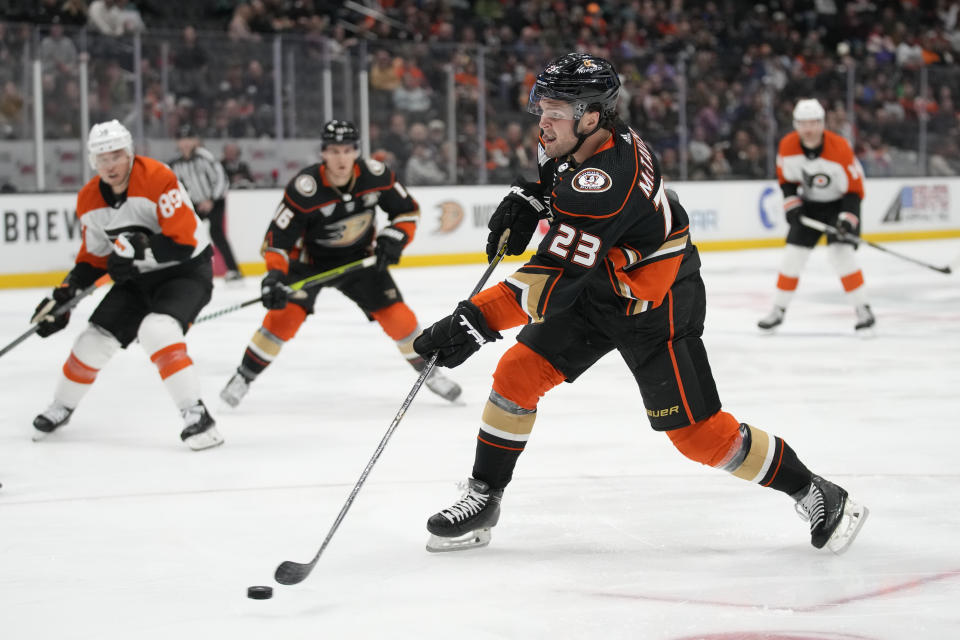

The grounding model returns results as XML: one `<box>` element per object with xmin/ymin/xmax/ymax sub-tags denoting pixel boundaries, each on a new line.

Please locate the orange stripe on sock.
<box><xmin>776</xmin><ymin>274</ymin><xmax>799</xmax><ymax>291</ymax></box>
<box><xmin>841</xmin><ymin>270</ymin><xmax>864</xmax><ymax>292</ymax></box>
<box><xmin>477</xmin><ymin>435</ymin><xmax>525</xmax><ymax>452</ymax></box>
<box><xmin>761</xmin><ymin>439</ymin><xmax>785</xmax><ymax>487</ymax></box>
<box><xmin>150</xmin><ymin>342</ymin><xmax>192</xmax><ymax>380</ymax></box>
<box><xmin>62</xmin><ymin>352</ymin><xmax>99</xmax><ymax>384</ymax></box>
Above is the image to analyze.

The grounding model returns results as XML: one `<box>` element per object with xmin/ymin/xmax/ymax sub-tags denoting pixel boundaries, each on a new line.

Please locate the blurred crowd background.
<box><xmin>2</xmin><ymin>0</ymin><xmax>960</xmax><ymax>192</ymax></box>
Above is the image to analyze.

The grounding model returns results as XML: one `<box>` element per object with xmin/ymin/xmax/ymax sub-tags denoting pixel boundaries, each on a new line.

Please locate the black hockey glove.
<box><xmin>375</xmin><ymin>225</ymin><xmax>408</xmax><ymax>272</ymax></box>
<box><xmin>486</xmin><ymin>179</ymin><xmax>547</xmax><ymax>262</ymax></box>
<box><xmin>836</xmin><ymin>212</ymin><xmax>859</xmax><ymax>235</ymax></box>
<box><xmin>31</xmin><ymin>279</ymin><xmax>80</xmax><ymax>338</ymax></box>
<box><xmin>107</xmin><ymin>231</ymin><xmax>149</xmax><ymax>283</ymax></box>
<box><xmin>784</xmin><ymin>200</ymin><xmax>804</xmax><ymax>227</ymax></box>
<box><xmin>413</xmin><ymin>300</ymin><xmax>502</xmax><ymax>369</ymax></box>
<box><xmin>260</xmin><ymin>269</ymin><xmax>289</xmax><ymax>310</ymax></box>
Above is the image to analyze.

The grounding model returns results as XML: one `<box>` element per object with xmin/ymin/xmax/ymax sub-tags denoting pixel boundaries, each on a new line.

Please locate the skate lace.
<box><xmin>442</xmin><ymin>484</ymin><xmax>488</xmax><ymax>523</ymax></box>
<box><xmin>42</xmin><ymin>404</ymin><xmax>71</xmax><ymax>422</ymax></box>
<box><xmin>225</xmin><ymin>373</ymin><xmax>249</xmax><ymax>396</ymax></box>
<box><xmin>181</xmin><ymin>403</ymin><xmax>206</xmax><ymax>428</ymax></box>
<box><xmin>795</xmin><ymin>485</ymin><xmax>825</xmax><ymax>533</ymax></box>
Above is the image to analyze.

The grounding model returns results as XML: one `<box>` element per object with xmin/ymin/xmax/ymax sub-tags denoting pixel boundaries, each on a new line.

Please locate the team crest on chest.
<box><xmin>295</xmin><ymin>174</ymin><xmax>317</xmax><ymax>196</ymax></box>
<box><xmin>572</xmin><ymin>168</ymin><xmax>612</xmax><ymax>193</ymax></box>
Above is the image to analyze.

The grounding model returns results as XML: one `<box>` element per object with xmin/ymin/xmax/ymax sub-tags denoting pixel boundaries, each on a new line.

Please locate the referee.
<box><xmin>170</xmin><ymin>124</ymin><xmax>242</xmax><ymax>281</ymax></box>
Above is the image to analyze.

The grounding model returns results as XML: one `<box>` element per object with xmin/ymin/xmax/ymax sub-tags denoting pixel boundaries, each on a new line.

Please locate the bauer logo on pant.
<box><xmin>572</xmin><ymin>168</ymin><xmax>612</xmax><ymax>193</ymax></box>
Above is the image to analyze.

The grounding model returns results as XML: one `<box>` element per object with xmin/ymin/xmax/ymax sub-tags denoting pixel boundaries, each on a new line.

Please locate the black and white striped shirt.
<box><xmin>169</xmin><ymin>147</ymin><xmax>228</xmax><ymax>203</ymax></box>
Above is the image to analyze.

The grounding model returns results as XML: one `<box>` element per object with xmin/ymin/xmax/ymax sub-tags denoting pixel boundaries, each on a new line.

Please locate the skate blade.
<box><xmin>426</xmin><ymin>528</ymin><xmax>491</xmax><ymax>553</ymax></box>
<box><xmin>184</xmin><ymin>427</ymin><xmax>225</xmax><ymax>451</ymax></box>
<box><xmin>826</xmin><ymin>498</ymin><xmax>869</xmax><ymax>554</ymax></box>
<box><xmin>855</xmin><ymin>326</ymin><xmax>877</xmax><ymax>339</ymax></box>
<box><xmin>31</xmin><ymin>429</ymin><xmax>53</xmax><ymax>442</ymax></box>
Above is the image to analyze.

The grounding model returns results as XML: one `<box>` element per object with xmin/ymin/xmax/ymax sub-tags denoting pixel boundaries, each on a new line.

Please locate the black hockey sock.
<box><xmin>240</xmin><ymin>350</ymin><xmax>269</xmax><ymax>378</ymax></box>
<box><xmin>472</xmin><ymin>430</ymin><xmax>525</xmax><ymax>492</ymax></box>
<box><xmin>760</xmin><ymin>438</ymin><xmax>813</xmax><ymax>497</ymax></box>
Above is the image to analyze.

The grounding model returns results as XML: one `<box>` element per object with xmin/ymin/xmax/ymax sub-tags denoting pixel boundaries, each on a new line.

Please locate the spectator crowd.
<box><xmin>2</xmin><ymin>0</ymin><xmax>960</xmax><ymax>186</ymax></box>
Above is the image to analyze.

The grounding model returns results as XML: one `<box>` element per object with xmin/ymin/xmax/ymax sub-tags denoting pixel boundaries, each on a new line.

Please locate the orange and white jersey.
<box><xmin>776</xmin><ymin>130</ymin><xmax>864</xmax><ymax>203</ymax></box>
<box><xmin>75</xmin><ymin>156</ymin><xmax>210</xmax><ymax>273</ymax></box>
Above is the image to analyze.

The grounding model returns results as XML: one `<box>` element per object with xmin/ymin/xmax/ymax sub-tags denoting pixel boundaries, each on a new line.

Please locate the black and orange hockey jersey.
<box><xmin>776</xmin><ymin>129</ymin><xmax>864</xmax><ymax>216</ymax></box>
<box><xmin>473</xmin><ymin>122</ymin><xmax>700</xmax><ymax>330</ymax></box>
<box><xmin>72</xmin><ymin>155</ymin><xmax>210</xmax><ymax>285</ymax></box>
<box><xmin>261</xmin><ymin>157</ymin><xmax>420</xmax><ymax>273</ymax></box>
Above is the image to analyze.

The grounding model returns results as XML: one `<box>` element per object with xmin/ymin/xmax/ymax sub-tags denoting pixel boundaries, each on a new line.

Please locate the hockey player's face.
<box><xmin>795</xmin><ymin>119</ymin><xmax>825</xmax><ymax>148</ymax></box>
<box><xmin>322</xmin><ymin>144</ymin><xmax>359</xmax><ymax>185</ymax></box>
<box><xmin>537</xmin><ymin>98</ymin><xmax>579</xmax><ymax>158</ymax></box>
<box><xmin>95</xmin><ymin>149</ymin><xmax>133</xmax><ymax>190</ymax></box>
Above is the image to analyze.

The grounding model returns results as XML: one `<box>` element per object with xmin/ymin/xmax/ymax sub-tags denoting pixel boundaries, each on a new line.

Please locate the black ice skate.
<box><xmin>794</xmin><ymin>475</ymin><xmax>868</xmax><ymax>554</ymax></box>
<box><xmin>32</xmin><ymin>403</ymin><xmax>74</xmax><ymax>441</ymax></box>
<box><xmin>757</xmin><ymin>306</ymin><xmax>786</xmax><ymax>331</ymax></box>
<box><xmin>180</xmin><ymin>400</ymin><xmax>224</xmax><ymax>450</ymax></box>
<box><xmin>854</xmin><ymin>304</ymin><xmax>876</xmax><ymax>335</ymax></box>
<box><xmin>220</xmin><ymin>369</ymin><xmax>252</xmax><ymax>407</ymax></box>
<box><xmin>424</xmin><ymin>367</ymin><xmax>462</xmax><ymax>402</ymax></box>
<box><xmin>426</xmin><ymin>478</ymin><xmax>503</xmax><ymax>552</ymax></box>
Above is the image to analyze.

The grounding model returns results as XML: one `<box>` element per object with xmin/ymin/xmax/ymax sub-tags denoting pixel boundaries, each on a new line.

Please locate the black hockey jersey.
<box><xmin>474</xmin><ymin>122</ymin><xmax>700</xmax><ymax>328</ymax></box>
<box><xmin>262</xmin><ymin>157</ymin><xmax>420</xmax><ymax>273</ymax></box>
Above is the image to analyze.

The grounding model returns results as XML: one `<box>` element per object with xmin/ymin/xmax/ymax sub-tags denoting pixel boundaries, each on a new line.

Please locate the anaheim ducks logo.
<box><xmin>434</xmin><ymin>200</ymin><xmax>464</xmax><ymax>234</ymax></box>
<box><xmin>572</xmin><ymin>168</ymin><xmax>612</xmax><ymax>193</ymax></box>
<box><xmin>294</xmin><ymin>174</ymin><xmax>317</xmax><ymax>196</ymax></box>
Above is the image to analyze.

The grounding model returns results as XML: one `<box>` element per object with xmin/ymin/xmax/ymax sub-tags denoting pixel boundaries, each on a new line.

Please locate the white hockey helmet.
<box><xmin>792</xmin><ymin>99</ymin><xmax>825</xmax><ymax>123</ymax></box>
<box><xmin>87</xmin><ymin>119</ymin><xmax>134</xmax><ymax>169</ymax></box>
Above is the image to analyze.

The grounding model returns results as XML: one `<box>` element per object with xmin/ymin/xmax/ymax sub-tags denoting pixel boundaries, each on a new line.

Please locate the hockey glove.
<box><xmin>486</xmin><ymin>179</ymin><xmax>547</xmax><ymax>262</ymax></box>
<box><xmin>784</xmin><ymin>196</ymin><xmax>804</xmax><ymax>227</ymax></box>
<box><xmin>836</xmin><ymin>212</ymin><xmax>859</xmax><ymax>235</ymax></box>
<box><xmin>413</xmin><ymin>300</ymin><xmax>502</xmax><ymax>368</ymax></box>
<box><xmin>260</xmin><ymin>269</ymin><xmax>289</xmax><ymax>310</ymax></box>
<box><xmin>107</xmin><ymin>231</ymin><xmax>149</xmax><ymax>283</ymax></box>
<box><xmin>375</xmin><ymin>225</ymin><xmax>408</xmax><ymax>272</ymax></box>
<box><xmin>31</xmin><ymin>279</ymin><xmax>80</xmax><ymax>337</ymax></box>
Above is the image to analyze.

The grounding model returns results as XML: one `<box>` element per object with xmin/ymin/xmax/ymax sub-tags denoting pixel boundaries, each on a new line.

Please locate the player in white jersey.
<box><xmin>30</xmin><ymin>120</ymin><xmax>223</xmax><ymax>450</ymax></box>
<box><xmin>758</xmin><ymin>99</ymin><xmax>875</xmax><ymax>334</ymax></box>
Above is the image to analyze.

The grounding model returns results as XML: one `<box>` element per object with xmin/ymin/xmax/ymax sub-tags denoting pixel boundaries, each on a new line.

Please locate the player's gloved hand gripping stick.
<box><xmin>272</xmin><ymin>230</ymin><xmax>512</xmax><ymax>587</ymax></box>
<box><xmin>799</xmin><ymin>215</ymin><xmax>952</xmax><ymax>275</ymax></box>
<box><xmin>193</xmin><ymin>256</ymin><xmax>378</xmax><ymax>324</ymax></box>
<box><xmin>1</xmin><ymin>274</ymin><xmax>112</xmax><ymax>360</ymax></box>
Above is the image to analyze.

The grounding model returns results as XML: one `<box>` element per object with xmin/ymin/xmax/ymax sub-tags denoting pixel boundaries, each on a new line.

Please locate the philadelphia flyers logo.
<box><xmin>802</xmin><ymin>170</ymin><xmax>831</xmax><ymax>189</ymax></box>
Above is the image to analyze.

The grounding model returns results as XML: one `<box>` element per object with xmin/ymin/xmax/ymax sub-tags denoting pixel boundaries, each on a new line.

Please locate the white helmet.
<box><xmin>87</xmin><ymin>119</ymin><xmax>134</xmax><ymax>169</ymax></box>
<box><xmin>792</xmin><ymin>98</ymin><xmax>825</xmax><ymax>123</ymax></box>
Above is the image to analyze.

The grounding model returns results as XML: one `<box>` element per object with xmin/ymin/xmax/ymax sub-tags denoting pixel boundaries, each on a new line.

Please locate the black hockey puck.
<box><xmin>247</xmin><ymin>585</ymin><xmax>273</xmax><ymax>600</ymax></box>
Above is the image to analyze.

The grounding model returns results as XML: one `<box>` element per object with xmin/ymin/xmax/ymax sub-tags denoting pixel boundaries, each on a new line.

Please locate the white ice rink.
<box><xmin>2</xmin><ymin>241</ymin><xmax>959</xmax><ymax>640</ymax></box>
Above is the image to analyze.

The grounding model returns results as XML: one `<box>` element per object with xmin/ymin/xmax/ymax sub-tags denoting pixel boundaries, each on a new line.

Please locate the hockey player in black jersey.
<box><xmin>414</xmin><ymin>53</ymin><xmax>867</xmax><ymax>554</ymax></box>
<box><xmin>220</xmin><ymin>120</ymin><xmax>461</xmax><ymax>406</ymax></box>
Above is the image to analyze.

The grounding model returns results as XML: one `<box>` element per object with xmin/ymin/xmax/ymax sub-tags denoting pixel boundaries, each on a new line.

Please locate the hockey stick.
<box><xmin>193</xmin><ymin>257</ymin><xmax>377</xmax><ymax>324</ymax></box>
<box><xmin>799</xmin><ymin>215</ymin><xmax>952</xmax><ymax>275</ymax></box>
<box><xmin>274</xmin><ymin>232</ymin><xmax>512</xmax><ymax>586</ymax></box>
<box><xmin>0</xmin><ymin>274</ymin><xmax>111</xmax><ymax>360</ymax></box>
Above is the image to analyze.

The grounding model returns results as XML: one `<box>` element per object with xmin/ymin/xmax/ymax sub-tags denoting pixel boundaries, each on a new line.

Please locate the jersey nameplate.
<box><xmin>571</xmin><ymin>168</ymin><xmax>612</xmax><ymax>193</ymax></box>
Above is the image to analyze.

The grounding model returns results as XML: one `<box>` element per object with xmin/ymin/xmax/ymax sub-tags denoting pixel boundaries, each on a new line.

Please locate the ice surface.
<box><xmin>2</xmin><ymin>241</ymin><xmax>959</xmax><ymax>639</ymax></box>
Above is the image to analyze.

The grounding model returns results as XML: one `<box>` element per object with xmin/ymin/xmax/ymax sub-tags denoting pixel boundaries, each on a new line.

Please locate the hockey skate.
<box><xmin>224</xmin><ymin>270</ymin><xmax>243</xmax><ymax>283</ymax></box>
<box><xmin>794</xmin><ymin>475</ymin><xmax>868</xmax><ymax>554</ymax></box>
<box><xmin>757</xmin><ymin>306</ymin><xmax>786</xmax><ymax>331</ymax></box>
<box><xmin>854</xmin><ymin>304</ymin><xmax>876</xmax><ymax>336</ymax></box>
<box><xmin>32</xmin><ymin>403</ymin><xmax>74</xmax><ymax>441</ymax></box>
<box><xmin>220</xmin><ymin>370</ymin><xmax>252</xmax><ymax>408</ymax></box>
<box><xmin>424</xmin><ymin>367</ymin><xmax>462</xmax><ymax>402</ymax></box>
<box><xmin>426</xmin><ymin>478</ymin><xmax>502</xmax><ymax>552</ymax></box>
<box><xmin>180</xmin><ymin>400</ymin><xmax>224</xmax><ymax>450</ymax></box>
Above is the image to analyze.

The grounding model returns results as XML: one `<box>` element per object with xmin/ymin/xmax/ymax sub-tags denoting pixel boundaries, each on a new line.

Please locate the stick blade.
<box><xmin>274</xmin><ymin>560</ymin><xmax>315</xmax><ymax>585</ymax></box>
